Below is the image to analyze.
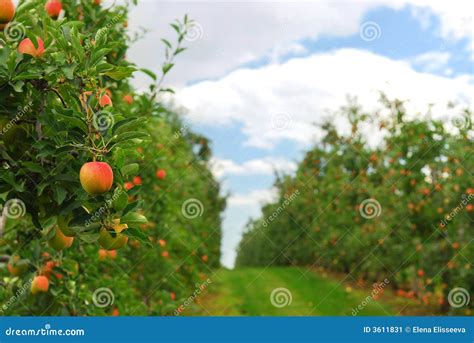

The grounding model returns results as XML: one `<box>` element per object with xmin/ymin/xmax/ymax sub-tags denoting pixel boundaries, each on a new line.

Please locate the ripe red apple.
<box><xmin>124</xmin><ymin>182</ymin><xmax>134</xmax><ymax>191</ymax></box>
<box><xmin>80</xmin><ymin>161</ymin><xmax>114</xmax><ymax>194</ymax></box>
<box><xmin>40</xmin><ymin>261</ymin><xmax>56</xmax><ymax>279</ymax></box>
<box><xmin>7</xmin><ymin>256</ymin><xmax>28</xmax><ymax>276</ymax></box>
<box><xmin>99</xmin><ymin>94</ymin><xmax>112</xmax><ymax>107</ymax></box>
<box><xmin>98</xmin><ymin>249</ymin><xmax>108</xmax><ymax>261</ymax></box>
<box><xmin>122</xmin><ymin>94</ymin><xmax>133</xmax><ymax>104</ymax></box>
<box><xmin>18</xmin><ymin>38</ymin><xmax>45</xmax><ymax>58</ymax></box>
<box><xmin>0</xmin><ymin>0</ymin><xmax>15</xmax><ymax>29</ymax></box>
<box><xmin>45</xmin><ymin>0</ymin><xmax>62</xmax><ymax>18</ymax></box>
<box><xmin>156</xmin><ymin>169</ymin><xmax>166</xmax><ymax>180</ymax></box>
<box><xmin>31</xmin><ymin>276</ymin><xmax>49</xmax><ymax>294</ymax></box>
<box><xmin>98</xmin><ymin>228</ymin><xmax>128</xmax><ymax>250</ymax></box>
<box><xmin>132</xmin><ymin>176</ymin><xmax>142</xmax><ymax>185</ymax></box>
<box><xmin>99</xmin><ymin>248</ymin><xmax>117</xmax><ymax>260</ymax></box>
<box><xmin>48</xmin><ymin>227</ymin><xmax>74</xmax><ymax>251</ymax></box>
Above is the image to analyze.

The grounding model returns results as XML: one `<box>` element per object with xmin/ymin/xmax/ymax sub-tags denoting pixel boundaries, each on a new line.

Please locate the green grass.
<box><xmin>190</xmin><ymin>267</ymin><xmax>396</xmax><ymax>316</ymax></box>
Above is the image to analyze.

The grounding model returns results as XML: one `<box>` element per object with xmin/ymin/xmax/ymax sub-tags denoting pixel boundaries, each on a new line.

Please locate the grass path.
<box><xmin>189</xmin><ymin>267</ymin><xmax>398</xmax><ymax>316</ymax></box>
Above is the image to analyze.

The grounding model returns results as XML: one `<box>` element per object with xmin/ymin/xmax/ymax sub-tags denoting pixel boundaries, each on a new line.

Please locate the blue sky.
<box><xmin>128</xmin><ymin>0</ymin><xmax>474</xmax><ymax>268</ymax></box>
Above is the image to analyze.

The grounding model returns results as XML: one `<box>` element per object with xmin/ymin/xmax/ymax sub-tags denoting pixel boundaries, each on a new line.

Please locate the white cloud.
<box><xmin>127</xmin><ymin>0</ymin><xmax>397</xmax><ymax>88</ymax></box>
<box><xmin>128</xmin><ymin>0</ymin><xmax>474</xmax><ymax>88</ymax></box>
<box><xmin>408</xmin><ymin>51</ymin><xmax>451</xmax><ymax>73</ymax></box>
<box><xmin>210</xmin><ymin>157</ymin><xmax>297</xmax><ymax>178</ymax></box>
<box><xmin>410</xmin><ymin>1</ymin><xmax>473</xmax><ymax>42</ymax></box>
<box><xmin>227</xmin><ymin>188</ymin><xmax>278</xmax><ymax>207</ymax></box>
<box><xmin>175</xmin><ymin>48</ymin><xmax>474</xmax><ymax>149</ymax></box>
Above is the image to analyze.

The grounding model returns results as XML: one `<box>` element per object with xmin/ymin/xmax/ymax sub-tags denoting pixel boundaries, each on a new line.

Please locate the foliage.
<box><xmin>236</xmin><ymin>98</ymin><xmax>473</xmax><ymax>315</ymax></box>
<box><xmin>0</xmin><ymin>0</ymin><xmax>225</xmax><ymax>315</ymax></box>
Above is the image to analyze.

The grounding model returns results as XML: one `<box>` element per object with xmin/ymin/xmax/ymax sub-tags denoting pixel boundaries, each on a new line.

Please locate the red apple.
<box><xmin>98</xmin><ymin>249</ymin><xmax>108</xmax><ymax>261</ymax></box>
<box><xmin>99</xmin><ymin>94</ymin><xmax>112</xmax><ymax>107</ymax></box>
<box><xmin>18</xmin><ymin>38</ymin><xmax>45</xmax><ymax>58</ymax></box>
<box><xmin>0</xmin><ymin>0</ymin><xmax>15</xmax><ymax>29</ymax></box>
<box><xmin>40</xmin><ymin>261</ymin><xmax>56</xmax><ymax>279</ymax></box>
<box><xmin>45</xmin><ymin>0</ymin><xmax>62</xmax><ymax>18</ymax></box>
<box><xmin>132</xmin><ymin>176</ymin><xmax>142</xmax><ymax>185</ymax></box>
<box><xmin>48</xmin><ymin>226</ymin><xmax>74</xmax><ymax>251</ymax></box>
<box><xmin>156</xmin><ymin>169</ymin><xmax>166</xmax><ymax>180</ymax></box>
<box><xmin>122</xmin><ymin>94</ymin><xmax>133</xmax><ymax>104</ymax></box>
<box><xmin>31</xmin><ymin>276</ymin><xmax>49</xmax><ymax>294</ymax></box>
<box><xmin>80</xmin><ymin>161</ymin><xmax>114</xmax><ymax>194</ymax></box>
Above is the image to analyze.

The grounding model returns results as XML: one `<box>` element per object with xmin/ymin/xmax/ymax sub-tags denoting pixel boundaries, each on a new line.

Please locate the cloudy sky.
<box><xmin>126</xmin><ymin>0</ymin><xmax>474</xmax><ymax>268</ymax></box>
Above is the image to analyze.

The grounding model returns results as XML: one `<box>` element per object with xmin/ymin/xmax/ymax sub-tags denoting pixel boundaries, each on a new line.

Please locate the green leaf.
<box><xmin>124</xmin><ymin>227</ymin><xmax>151</xmax><ymax>246</ymax></box>
<box><xmin>112</xmin><ymin>190</ymin><xmax>128</xmax><ymax>212</ymax></box>
<box><xmin>113</xmin><ymin>131</ymin><xmax>149</xmax><ymax>143</ymax></box>
<box><xmin>175</xmin><ymin>47</ymin><xmax>186</xmax><ymax>55</ymax></box>
<box><xmin>121</xmin><ymin>212</ymin><xmax>147</xmax><ymax>225</ymax></box>
<box><xmin>122</xmin><ymin>201</ymin><xmax>140</xmax><ymax>216</ymax></box>
<box><xmin>77</xmin><ymin>232</ymin><xmax>101</xmax><ymax>243</ymax></box>
<box><xmin>102</xmin><ymin>66</ymin><xmax>136</xmax><ymax>80</ymax></box>
<box><xmin>120</xmin><ymin>163</ymin><xmax>139</xmax><ymax>177</ymax></box>
<box><xmin>162</xmin><ymin>63</ymin><xmax>174</xmax><ymax>75</ymax></box>
<box><xmin>161</xmin><ymin>39</ymin><xmax>172</xmax><ymax>49</ymax></box>
<box><xmin>21</xmin><ymin>162</ymin><xmax>44</xmax><ymax>174</ymax></box>
<box><xmin>139</xmin><ymin>68</ymin><xmax>157</xmax><ymax>81</ymax></box>
<box><xmin>53</xmin><ymin>186</ymin><xmax>67</xmax><ymax>205</ymax></box>
<box><xmin>112</xmin><ymin>118</ymin><xmax>140</xmax><ymax>135</ymax></box>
